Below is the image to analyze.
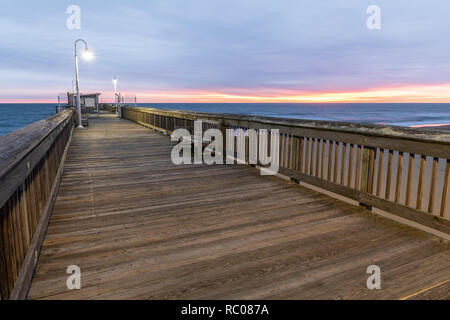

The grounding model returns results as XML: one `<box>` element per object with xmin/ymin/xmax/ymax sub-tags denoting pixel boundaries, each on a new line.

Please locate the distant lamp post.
<box><xmin>112</xmin><ymin>74</ymin><xmax>119</xmax><ymax>115</ymax></box>
<box><xmin>112</xmin><ymin>74</ymin><xmax>118</xmax><ymax>92</ymax></box>
<box><xmin>74</xmin><ymin>39</ymin><xmax>93</xmax><ymax>128</ymax></box>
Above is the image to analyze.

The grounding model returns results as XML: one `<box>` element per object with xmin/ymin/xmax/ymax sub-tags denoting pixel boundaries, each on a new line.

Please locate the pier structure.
<box><xmin>0</xmin><ymin>106</ymin><xmax>449</xmax><ymax>299</ymax></box>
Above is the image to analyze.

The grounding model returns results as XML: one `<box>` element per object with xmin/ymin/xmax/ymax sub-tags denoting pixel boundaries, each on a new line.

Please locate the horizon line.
<box><xmin>3</xmin><ymin>83</ymin><xmax>450</xmax><ymax>104</ymax></box>
<box><xmin>2</xmin><ymin>101</ymin><xmax>450</xmax><ymax>104</ymax></box>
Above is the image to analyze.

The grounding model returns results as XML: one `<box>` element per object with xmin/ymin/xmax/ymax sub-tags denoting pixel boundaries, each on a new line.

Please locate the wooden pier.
<box><xmin>1</xmin><ymin>108</ymin><xmax>449</xmax><ymax>299</ymax></box>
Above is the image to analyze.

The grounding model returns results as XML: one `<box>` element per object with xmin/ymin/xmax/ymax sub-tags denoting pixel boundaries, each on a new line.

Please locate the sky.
<box><xmin>1</xmin><ymin>0</ymin><xmax>450</xmax><ymax>103</ymax></box>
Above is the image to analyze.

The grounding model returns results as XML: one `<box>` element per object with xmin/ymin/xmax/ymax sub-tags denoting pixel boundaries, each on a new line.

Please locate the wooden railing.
<box><xmin>122</xmin><ymin>106</ymin><xmax>450</xmax><ymax>235</ymax></box>
<box><xmin>0</xmin><ymin>109</ymin><xmax>75</xmax><ymax>299</ymax></box>
<box><xmin>99</xmin><ymin>103</ymin><xmax>116</xmax><ymax>113</ymax></box>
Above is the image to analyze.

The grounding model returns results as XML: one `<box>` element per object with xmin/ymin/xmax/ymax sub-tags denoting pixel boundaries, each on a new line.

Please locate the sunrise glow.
<box><xmin>125</xmin><ymin>83</ymin><xmax>450</xmax><ymax>103</ymax></box>
<box><xmin>3</xmin><ymin>82</ymin><xmax>450</xmax><ymax>104</ymax></box>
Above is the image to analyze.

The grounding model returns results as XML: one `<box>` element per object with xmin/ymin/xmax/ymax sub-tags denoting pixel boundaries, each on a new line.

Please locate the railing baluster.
<box><xmin>416</xmin><ymin>155</ymin><xmax>426</xmax><ymax>210</ymax></box>
<box><xmin>327</xmin><ymin>140</ymin><xmax>333</xmax><ymax>180</ymax></box>
<box><xmin>287</xmin><ymin>135</ymin><xmax>292</xmax><ymax>170</ymax></box>
<box><xmin>333</xmin><ymin>141</ymin><xmax>339</xmax><ymax>183</ymax></box>
<box><xmin>283</xmin><ymin>134</ymin><xmax>288</xmax><ymax>168</ymax></box>
<box><xmin>395</xmin><ymin>152</ymin><xmax>403</xmax><ymax>203</ymax></box>
<box><xmin>308</xmin><ymin>138</ymin><xmax>314</xmax><ymax>176</ymax></box>
<box><xmin>340</xmin><ymin>143</ymin><xmax>347</xmax><ymax>185</ymax></box>
<box><xmin>300</xmin><ymin>137</ymin><xmax>305</xmax><ymax>173</ymax></box>
<box><xmin>347</xmin><ymin>144</ymin><xmax>354</xmax><ymax>188</ymax></box>
<box><xmin>354</xmin><ymin>145</ymin><xmax>361</xmax><ymax>190</ymax></box>
<box><xmin>314</xmin><ymin>139</ymin><xmax>319</xmax><ymax>176</ymax></box>
<box><xmin>428</xmin><ymin>157</ymin><xmax>438</xmax><ymax>213</ymax></box>
<box><xmin>440</xmin><ymin>159</ymin><xmax>450</xmax><ymax>218</ymax></box>
<box><xmin>376</xmin><ymin>149</ymin><xmax>384</xmax><ymax>197</ymax></box>
<box><xmin>405</xmin><ymin>153</ymin><xmax>414</xmax><ymax>206</ymax></box>
<box><xmin>0</xmin><ymin>206</ymin><xmax>9</xmax><ymax>298</ymax></box>
<box><xmin>360</xmin><ymin>146</ymin><xmax>375</xmax><ymax>194</ymax></box>
<box><xmin>360</xmin><ymin>147</ymin><xmax>370</xmax><ymax>192</ymax></box>
<box><xmin>385</xmin><ymin>150</ymin><xmax>393</xmax><ymax>200</ymax></box>
<box><xmin>280</xmin><ymin>134</ymin><xmax>285</xmax><ymax>168</ymax></box>
<box><xmin>294</xmin><ymin>137</ymin><xmax>300</xmax><ymax>171</ymax></box>
<box><xmin>321</xmin><ymin>139</ymin><xmax>326</xmax><ymax>179</ymax></box>
<box><xmin>368</xmin><ymin>147</ymin><xmax>376</xmax><ymax>194</ymax></box>
<box><xmin>304</xmin><ymin>138</ymin><xmax>310</xmax><ymax>174</ymax></box>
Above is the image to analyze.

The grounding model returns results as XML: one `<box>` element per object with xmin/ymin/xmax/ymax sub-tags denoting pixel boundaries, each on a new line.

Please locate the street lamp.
<box><xmin>112</xmin><ymin>74</ymin><xmax>119</xmax><ymax>115</ymax></box>
<box><xmin>112</xmin><ymin>74</ymin><xmax>118</xmax><ymax>92</ymax></box>
<box><xmin>74</xmin><ymin>39</ymin><xmax>93</xmax><ymax>128</ymax></box>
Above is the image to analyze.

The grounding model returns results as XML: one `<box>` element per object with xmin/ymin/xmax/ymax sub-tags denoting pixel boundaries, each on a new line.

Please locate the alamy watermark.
<box><xmin>66</xmin><ymin>265</ymin><xmax>81</xmax><ymax>290</ymax></box>
<box><xmin>170</xmin><ymin>120</ymin><xmax>280</xmax><ymax>175</ymax></box>
<box><xmin>366</xmin><ymin>5</ymin><xmax>381</xmax><ymax>30</ymax></box>
<box><xmin>366</xmin><ymin>265</ymin><xmax>381</xmax><ymax>290</ymax></box>
<box><xmin>66</xmin><ymin>5</ymin><xmax>81</xmax><ymax>30</ymax></box>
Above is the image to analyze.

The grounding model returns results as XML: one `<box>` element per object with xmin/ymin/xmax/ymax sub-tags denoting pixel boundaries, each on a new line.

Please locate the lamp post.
<box><xmin>74</xmin><ymin>39</ymin><xmax>93</xmax><ymax>128</ymax></box>
<box><xmin>112</xmin><ymin>74</ymin><xmax>118</xmax><ymax>92</ymax></box>
<box><xmin>112</xmin><ymin>74</ymin><xmax>118</xmax><ymax>115</ymax></box>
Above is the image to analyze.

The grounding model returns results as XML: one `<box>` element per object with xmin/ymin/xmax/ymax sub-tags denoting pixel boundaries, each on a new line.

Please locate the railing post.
<box><xmin>441</xmin><ymin>159</ymin><xmax>450</xmax><ymax>218</ymax></box>
<box><xmin>359</xmin><ymin>146</ymin><xmax>375</xmax><ymax>210</ymax></box>
<box><xmin>218</xmin><ymin>118</ymin><xmax>227</xmax><ymax>163</ymax></box>
<box><xmin>291</xmin><ymin>136</ymin><xmax>301</xmax><ymax>183</ymax></box>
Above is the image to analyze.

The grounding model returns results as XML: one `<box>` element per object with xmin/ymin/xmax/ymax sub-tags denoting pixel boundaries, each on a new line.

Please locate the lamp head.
<box><xmin>81</xmin><ymin>48</ymin><xmax>94</xmax><ymax>61</ymax></box>
<box><xmin>112</xmin><ymin>75</ymin><xmax>118</xmax><ymax>92</ymax></box>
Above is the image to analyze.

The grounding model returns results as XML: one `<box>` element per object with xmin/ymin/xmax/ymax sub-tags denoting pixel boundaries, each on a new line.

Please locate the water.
<box><xmin>141</xmin><ymin>103</ymin><xmax>450</xmax><ymax>127</ymax></box>
<box><xmin>1</xmin><ymin>103</ymin><xmax>450</xmax><ymax>136</ymax></box>
<box><xmin>0</xmin><ymin>103</ymin><xmax>56</xmax><ymax>136</ymax></box>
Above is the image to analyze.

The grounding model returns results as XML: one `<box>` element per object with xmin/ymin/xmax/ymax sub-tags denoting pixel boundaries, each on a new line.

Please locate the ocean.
<box><xmin>0</xmin><ymin>103</ymin><xmax>57</xmax><ymax>136</ymax></box>
<box><xmin>1</xmin><ymin>103</ymin><xmax>450</xmax><ymax>136</ymax></box>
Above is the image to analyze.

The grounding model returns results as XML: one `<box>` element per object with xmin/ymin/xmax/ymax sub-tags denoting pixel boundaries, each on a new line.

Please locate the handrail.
<box><xmin>121</xmin><ymin>105</ymin><xmax>450</xmax><ymax>235</ymax></box>
<box><xmin>0</xmin><ymin>109</ymin><xmax>75</xmax><ymax>299</ymax></box>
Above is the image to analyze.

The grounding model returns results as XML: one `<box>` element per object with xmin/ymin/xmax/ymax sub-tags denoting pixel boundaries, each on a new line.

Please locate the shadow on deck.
<box><xmin>28</xmin><ymin>114</ymin><xmax>450</xmax><ymax>299</ymax></box>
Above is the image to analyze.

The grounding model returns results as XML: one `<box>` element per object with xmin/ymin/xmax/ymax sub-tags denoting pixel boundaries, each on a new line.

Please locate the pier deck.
<box><xmin>27</xmin><ymin>114</ymin><xmax>450</xmax><ymax>299</ymax></box>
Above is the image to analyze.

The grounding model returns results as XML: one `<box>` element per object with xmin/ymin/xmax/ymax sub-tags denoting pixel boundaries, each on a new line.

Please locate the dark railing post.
<box><xmin>218</xmin><ymin>118</ymin><xmax>227</xmax><ymax>163</ymax></box>
<box><xmin>359</xmin><ymin>146</ymin><xmax>375</xmax><ymax>210</ymax></box>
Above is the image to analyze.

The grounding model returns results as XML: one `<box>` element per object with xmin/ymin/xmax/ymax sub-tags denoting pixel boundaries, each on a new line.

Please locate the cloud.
<box><xmin>1</xmin><ymin>0</ymin><xmax>450</xmax><ymax>102</ymax></box>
